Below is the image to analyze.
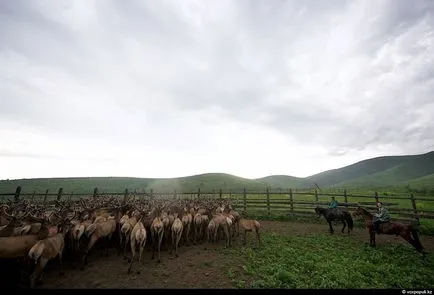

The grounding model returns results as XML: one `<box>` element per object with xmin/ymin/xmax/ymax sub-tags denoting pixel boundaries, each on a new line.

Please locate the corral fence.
<box><xmin>2</xmin><ymin>186</ymin><xmax>434</xmax><ymax>224</ymax></box>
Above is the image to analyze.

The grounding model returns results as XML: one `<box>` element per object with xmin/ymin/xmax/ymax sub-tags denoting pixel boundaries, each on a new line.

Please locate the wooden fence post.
<box><xmin>315</xmin><ymin>189</ymin><xmax>319</xmax><ymax>203</ymax></box>
<box><xmin>410</xmin><ymin>193</ymin><xmax>419</xmax><ymax>224</ymax></box>
<box><xmin>243</xmin><ymin>187</ymin><xmax>247</xmax><ymax>213</ymax></box>
<box><xmin>219</xmin><ymin>188</ymin><xmax>223</xmax><ymax>199</ymax></box>
<box><xmin>31</xmin><ymin>191</ymin><xmax>36</xmax><ymax>202</ymax></box>
<box><xmin>150</xmin><ymin>189</ymin><xmax>154</xmax><ymax>200</ymax></box>
<box><xmin>123</xmin><ymin>188</ymin><xmax>129</xmax><ymax>203</ymax></box>
<box><xmin>14</xmin><ymin>186</ymin><xmax>21</xmax><ymax>203</ymax></box>
<box><xmin>197</xmin><ymin>188</ymin><xmax>201</xmax><ymax>199</ymax></box>
<box><xmin>69</xmin><ymin>192</ymin><xmax>73</xmax><ymax>201</ymax></box>
<box><xmin>230</xmin><ymin>190</ymin><xmax>236</xmax><ymax>208</ymax></box>
<box><xmin>374</xmin><ymin>191</ymin><xmax>379</xmax><ymax>205</ymax></box>
<box><xmin>344</xmin><ymin>189</ymin><xmax>348</xmax><ymax>207</ymax></box>
<box><xmin>93</xmin><ymin>187</ymin><xmax>98</xmax><ymax>199</ymax></box>
<box><xmin>266</xmin><ymin>187</ymin><xmax>271</xmax><ymax>216</ymax></box>
<box><xmin>44</xmin><ymin>189</ymin><xmax>48</xmax><ymax>203</ymax></box>
<box><xmin>56</xmin><ymin>188</ymin><xmax>63</xmax><ymax>201</ymax></box>
<box><xmin>289</xmin><ymin>188</ymin><xmax>294</xmax><ymax>211</ymax></box>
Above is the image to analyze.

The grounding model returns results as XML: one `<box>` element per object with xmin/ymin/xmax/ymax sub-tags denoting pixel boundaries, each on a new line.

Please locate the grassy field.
<box><xmin>220</xmin><ymin>231</ymin><xmax>434</xmax><ymax>289</ymax></box>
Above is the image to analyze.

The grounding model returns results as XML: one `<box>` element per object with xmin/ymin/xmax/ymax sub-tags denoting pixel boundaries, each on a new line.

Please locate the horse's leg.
<box><xmin>327</xmin><ymin>220</ymin><xmax>334</xmax><ymax>234</ymax></box>
<box><xmin>369</xmin><ymin>230</ymin><xmax>376</xmax><ymax>247</ymax></box>
<box><xmin>341</xmin><ymin>219</ymin><xmax>346</xmax><ymax>234</ymax></box>
<box><xmin>400</xmin><ymin>231</ymin><xmax>421</xmax><ymax>252</ymax></box>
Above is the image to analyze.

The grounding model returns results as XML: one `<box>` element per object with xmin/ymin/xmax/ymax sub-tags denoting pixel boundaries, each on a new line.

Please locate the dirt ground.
<box><xmin>35</xmin><ymin>220</ymin><xmax>434</xmax><ymax>289</ymax></box>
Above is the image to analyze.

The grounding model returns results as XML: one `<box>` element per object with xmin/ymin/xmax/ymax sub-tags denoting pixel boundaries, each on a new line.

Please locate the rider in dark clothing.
<box><xmin>373</xmin><ymin>202</ymin><xmax>391</xmax><ymax>234</ymax></box>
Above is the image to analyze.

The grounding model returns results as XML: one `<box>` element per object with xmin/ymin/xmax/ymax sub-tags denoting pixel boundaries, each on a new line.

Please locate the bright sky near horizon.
<box><xmin>1</xmin><ymin>0</ymin><xmax>434</xmax><ymax>180</ymax></box>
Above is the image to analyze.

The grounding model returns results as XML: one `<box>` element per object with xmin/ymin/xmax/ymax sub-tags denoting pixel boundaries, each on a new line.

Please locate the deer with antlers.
<box><xmin>0</xmin><ymin>218</ymin><xmax>50</xmax><ymax>259</ymax></box>
<box><xmin>0</xmin><ymin>205</ymin><xmax>30</xmax><ymax>237</ymax></box>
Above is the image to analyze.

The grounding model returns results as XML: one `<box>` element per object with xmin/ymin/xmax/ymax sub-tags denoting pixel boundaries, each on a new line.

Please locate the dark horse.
<box><xmin>354</xmin><ymin>207</ymin><xmax>427</xmax><ymax>259</ymax></box>
<box><xmin>314</xmin><ymin>207</ymin><xmax>354</xmax><ymax>235</ymax></box>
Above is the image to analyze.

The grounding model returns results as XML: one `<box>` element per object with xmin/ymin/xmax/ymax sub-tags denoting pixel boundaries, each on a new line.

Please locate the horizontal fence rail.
<box><xmin>1</xmin><ymin>186</ymin><xmax>434</xmax><ymax>223</ymax></box>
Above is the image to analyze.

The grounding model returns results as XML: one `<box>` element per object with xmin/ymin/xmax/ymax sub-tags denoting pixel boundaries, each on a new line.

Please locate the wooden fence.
<box><xmin>1</xmin><ymin>186</ymin><xmax>434</xmax><ymax>223</ymax></box>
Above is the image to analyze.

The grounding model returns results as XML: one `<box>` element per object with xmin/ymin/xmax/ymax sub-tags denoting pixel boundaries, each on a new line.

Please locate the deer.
<box><xmin>181</xmin><ymin>209</ymin><xmax>192</xmax><ymax>246</ymax></box>
<box><xmin>239</xmin><ymin>218</ymin><xmax>261</xmax><ymax>247</ymax></box>
<box><xmin>127</xmin><ymin>216</ymin><xmax>147</xmax><ymax>274</ymax></box>
<box><xmin>120</xmin><ymin>211</ymin><xmax>139</xmax><ymax>260</ymax></box>
<box><xmin>28</xmin><ymin>212</ymin><xmax>75</xmax><ymax>288</ymax></box>
<box><xmin>0</xmin><ymin>205</ymin><xmax>30</xmax><ymax>237</ymax></box>
<box><xmin>209</xmin><ymin>211</ymin><xmax>232</xmax><ymax>248</ymax></box>
<box><xmin>80</xmin><ymin>215</ymin><xmax>117</xmax><ymax>270</ymax></box>
<box><xmin>150</xmin><ymin>210</ymin><xmax>164</xmax><ymax>263</ymax></box>
<box><xmin>0</xmin><ymin>219</ymin><xmax>50</xmax><ymax>259</ymax></box>
<box><xmin>206</xmin><ymin>219</ymin><xmax>217</xmax><ymax>244</ymax></box>
<box><xmin>161</xmin><ymin>210</ymin><xmax>174</xmax><ymax>251</ymax></box>
<box><xmin>170</xmin><ymin>216</ymin><xmax>183</xmax><ymax>257</ymax></box>
<box><xmin>193</xmin><ymin>212</ymin><xmax>203</xmax><ymax>244</ymax></box>
<box><xmin>69</xmin><ymin>212</ymin><xmax>93</xmax><ymax>269</ymax></box>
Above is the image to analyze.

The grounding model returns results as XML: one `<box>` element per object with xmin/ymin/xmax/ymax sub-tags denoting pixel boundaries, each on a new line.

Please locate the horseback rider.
<box><xmin>328</xmin><ymin>197</ymin><xmax>338</xmax><ymax>209</ymax></box>
<box><xmin>373</xmin><ymin>202</ymin><xmax>391</xmax><ymax>234</ymax></box>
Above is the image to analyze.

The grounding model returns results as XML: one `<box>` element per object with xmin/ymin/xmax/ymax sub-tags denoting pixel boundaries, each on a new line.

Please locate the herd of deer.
<box><xmin>0</xmin><ymin>196</ymin><xmax>262</xmax><ymax>288</ymax></box>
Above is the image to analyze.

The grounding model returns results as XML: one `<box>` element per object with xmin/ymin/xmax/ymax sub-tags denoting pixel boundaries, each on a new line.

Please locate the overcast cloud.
<box><xmin>1</xmin><ymin>0</ymin><xmax>433</xmax><ymax>180</ymax></box>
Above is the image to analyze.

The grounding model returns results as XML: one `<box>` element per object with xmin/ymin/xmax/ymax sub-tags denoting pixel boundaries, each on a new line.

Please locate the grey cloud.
<box><xmin>0</xmin><ymin>149</ymin><xmax>60</xmax><ymax>159</ymax></box>
<box><xmin>1</xmin><ymin>0</ymin><xmax>434</xmax><ymax>163</ymax></box>
<box><xmin>0</xmin><ymin>148</ymin><xmax>119</xmax><ymax>163</ymax></box>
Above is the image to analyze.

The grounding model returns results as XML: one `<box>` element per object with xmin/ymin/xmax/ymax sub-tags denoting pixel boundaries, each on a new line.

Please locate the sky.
<box><xmin>1</xmin><ymin>0</ymin><xmax>434</xmax><ymax>180</ymax></box>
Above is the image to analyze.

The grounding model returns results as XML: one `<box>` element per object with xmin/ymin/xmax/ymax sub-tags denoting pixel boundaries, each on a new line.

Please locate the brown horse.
<box><xmin>353</xmin><ymin>207</ymin><xmax>427</xmax><ymax>259</ymax></box>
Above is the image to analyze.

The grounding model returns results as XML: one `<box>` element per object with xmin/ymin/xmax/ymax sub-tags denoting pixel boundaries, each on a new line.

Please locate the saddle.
<box><xmin>377</xmin><ymin>221</ymin><xmax>392</xmax><ymax>233</ymax></box>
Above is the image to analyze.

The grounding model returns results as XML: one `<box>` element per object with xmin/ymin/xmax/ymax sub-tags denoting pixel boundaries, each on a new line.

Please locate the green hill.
<box><xmin>308</xmin><ymin>151</ymin><xmax>434</xmax><ymax>188</ymax></box>
<box><xmin>0</xmin><ymin>151</ymin><xmax>433</xmax><ymax>195</ymax></box>
<box><xmin>255</xmin><ymin>175</ymin><xmax>310</xmax><ymax>189</ymax></box>
<box><xmin>0</xmin><ymin>173</ymin><xmax>277</xmax><ymax>195</ymax></box>
<box><xmin>407</xmin><ymin>173</ymin><xmax>434</xmax><ymax>187</ymax></box>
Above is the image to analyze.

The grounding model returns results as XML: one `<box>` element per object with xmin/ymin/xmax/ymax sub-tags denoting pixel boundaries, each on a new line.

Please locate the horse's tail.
<box><xmin>409</xmin><ymin>224</ymin><xmax>425</xmax><ymax>252</ymax></box>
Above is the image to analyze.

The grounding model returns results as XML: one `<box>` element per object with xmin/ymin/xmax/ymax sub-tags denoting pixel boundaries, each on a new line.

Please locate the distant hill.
<box><xmin>407</xmin><ymin>174</ymin><xmax>434</xmax><ymax>191</ymax></box>
<box><xmin>0</xmin><ymin>151</ymin><xmax>433</xmax><ymax>194</ymax></box>
<box><xmin>307</xmin><ymin>151</ymin><xmax>434</xmax><ymax>188</ymax></box>
<box><xmin>255</xmin><ymin>175</ymin><xmax>309</xmax><ymax>189</ymax></box>
<box><xmin>0</xmin><ymin>173</ymin><xmax>280</xmax><ymax>195</ymax></box>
